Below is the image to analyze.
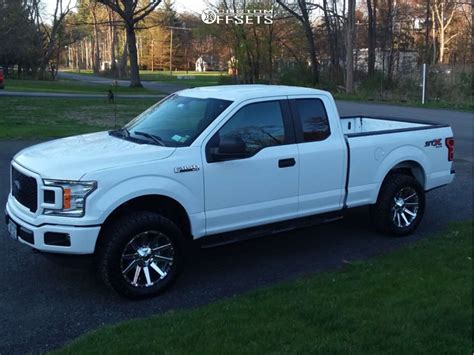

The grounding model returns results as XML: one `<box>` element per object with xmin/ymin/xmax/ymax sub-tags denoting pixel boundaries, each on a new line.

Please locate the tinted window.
<box><xmin>293</xmin><ymin>99</ymin><xmax>330</xmax><ymax>142</ymax></box>
<box><xmin>217</xmin><ymin>101</ymin><xmax>286</xmax><ymax>155</ymax></box>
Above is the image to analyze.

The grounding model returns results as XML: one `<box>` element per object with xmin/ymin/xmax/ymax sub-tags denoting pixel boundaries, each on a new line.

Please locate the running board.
<box><xmin>200</xmin><ymin>212</ymin><xmax>344</xmax><ymax>249</ymax></box>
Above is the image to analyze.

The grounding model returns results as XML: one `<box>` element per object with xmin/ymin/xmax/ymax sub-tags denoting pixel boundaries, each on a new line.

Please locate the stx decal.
<box><xmin>425</xmin><ymin>138</ymin><xmax>442</xmax><ymax>148</ymax></box>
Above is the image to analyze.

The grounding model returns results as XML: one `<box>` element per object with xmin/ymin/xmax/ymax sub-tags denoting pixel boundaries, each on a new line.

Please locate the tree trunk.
<box><xmin>267</xmin><ymin>25</ymin><xmax>273</xmax><ymax>82</ymax></box>
<box><xmin>345</xmin><ymin>0</ymin><xmax>355</xmax><ymax>93</ymax></box>
<box><xmin>92</xmin><ymin>9</ymin><xmax>101</xmax><ymax>74</ymax></box>
<box><xmin>431</xmin><ymin>8</ymin><xmax>437</xmax><ymax>63</ymax></box>
<box><xmin>303</xmin><ymin>23</ymin><xmax>319</xmax><ymax>85</ymax></box>
<box><xmin>424</xmin><ymin>0</ymin><xmax>431</xmax><ymax>63</ymax></box>
<box><xmin>323</xmin><ymin>0</ymin><xmax>338</xmax><ymax>79</ymax></box>
<box><xmin>109</xmin><ymin>10</ymin><xmax>117</xmax><ymax>75</ymax></box>
<box><xmin>438</xmin><ymin>18</ymin><xmax>445</xmax><ymax>62</ymax></box>
<box><xmin>386</xmin><ymin>0</ymin><xmax>395</xmax><ymax>84</ymax></box>
<box><xmin>367</xmin><ymin>0</ymin><xmax>377</xmax><ymax>77</ymax></box>
<box><xmin>118</xmin><ymin>32</ymin><xmax>128</xmax><ymax>79</ymax></box>
<box><xmin>252</xmin><ymin>25</ymin><xmax>261</xmax><ymax>81</ymax></box>
<box><xmin>125</xmin><ymin>24</ymin><xmax>142</xmax><ymax>87</ymax></box>
<box><xmin>85</xmin><ymin>40</ymin><xmax>90</xmax><ymax>69</ymax></box>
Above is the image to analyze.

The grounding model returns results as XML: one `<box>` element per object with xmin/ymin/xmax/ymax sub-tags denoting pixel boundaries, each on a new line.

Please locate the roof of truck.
<box><xmin>177</xmin><ymin>84</ymin><xmax>330</xmax><ymax>102</ymax></box>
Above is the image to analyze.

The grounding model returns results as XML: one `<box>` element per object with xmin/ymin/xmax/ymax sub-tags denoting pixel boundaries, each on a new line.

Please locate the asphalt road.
<box><xmin>0</xmin><ymin>102</ymin><xmax>472</xmax><ymax>354</ymax></box>
<box><xmin>0</xmin><ymin>91</ymin><xmax>162</xmax><ymax>99</ymax></box>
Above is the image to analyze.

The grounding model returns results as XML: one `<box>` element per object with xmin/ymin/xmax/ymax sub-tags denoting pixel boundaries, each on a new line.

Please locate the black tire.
<box><xmin>371</xmin><ymin>173</ymin><xmax>426</xmax><ymax>236</ymax></box>
<box><xmin>97</xmin><ymin>211</ymin><xmax>186</xmax><ymax>299</ymax></box>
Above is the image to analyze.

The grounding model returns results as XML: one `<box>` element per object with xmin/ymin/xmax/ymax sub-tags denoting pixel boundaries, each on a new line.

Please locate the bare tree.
<box><xmin>107</xmin><ymin>8</ymin><xmax>118</xmax><ymax>74</ymax></box>
<box><xmin>276</xmin><ymin>0</ymin><xmax>320</xmax><ymax>85</ymax></box>
<box><xmin>345</xmin><ymin>0</ymin><xmax>355</xmax><ymax>92</ymax></box>
<box><xmin>366</xmin><ymin>0</ymin><xmax>377</xmax><ymax>77</ymax></box>
<box><xmin>97</xmin><ymin>0</ymin><xmax>162</xmax><ymax>87</ymax></box>
<box><xmin>91</xmin><ymin>1</ymin><xmax>101</xmax><ymax>73</ymax></box>
<box><xmin>431</xmin><ymin>0</ymin><xmax>461</xmax><ymax>62</ymax></box>
<box><xmin>36</xmin><ymin>0</ymin><xmax>72</xmax><ymax>79</ymax></box>
<box><xmin>423</xmin><ymin>0</ymin><xmax>431</xmax><ymax>63</ymax></box>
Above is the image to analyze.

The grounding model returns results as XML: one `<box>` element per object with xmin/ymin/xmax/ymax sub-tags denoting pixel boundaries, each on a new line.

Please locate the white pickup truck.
<box><xmin>5</xmin><ymin>85</ymin><xmax>455</xmax><ymax>298</ymax></box>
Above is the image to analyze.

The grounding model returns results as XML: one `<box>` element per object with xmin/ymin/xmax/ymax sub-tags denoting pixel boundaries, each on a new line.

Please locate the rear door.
<box><xmin>202</xmin><ymin>98</ymin><xmax>299</xmax><ymax>235</ymax></box>
<box><xmin>288</xmin><ymin>96</ymin><xmax>347</xmax><ymax>216</ymax></box>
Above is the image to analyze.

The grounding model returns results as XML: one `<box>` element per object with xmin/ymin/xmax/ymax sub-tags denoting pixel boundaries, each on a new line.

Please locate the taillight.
<box><xmin>445</xmin><ymin>137</ymin><xmax>454</xmax><ymax>161</ymax></box>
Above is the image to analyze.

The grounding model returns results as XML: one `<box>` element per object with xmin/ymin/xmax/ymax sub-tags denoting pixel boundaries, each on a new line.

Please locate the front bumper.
<box><xmin>5</xmin><ymin>202</ymin><xmax>101</xmax><ymax>255</ymax></box>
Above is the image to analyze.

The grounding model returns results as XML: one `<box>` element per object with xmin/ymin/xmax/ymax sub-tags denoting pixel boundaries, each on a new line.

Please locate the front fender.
<box><xmin>87</xmin><ymin>175</ymin><xmax>203</xmax><ymax>227</ymax></box>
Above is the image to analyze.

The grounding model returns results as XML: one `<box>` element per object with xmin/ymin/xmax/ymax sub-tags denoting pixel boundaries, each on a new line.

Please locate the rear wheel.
<box><xmin>97</xmin><ymin>212</ymin><xmax>185</xmax><ymax>299</ymax></box>
<box><xmin>371</xmin><ymin>173</ymin><xmax>425</xmax><ymax>236</ymax></box>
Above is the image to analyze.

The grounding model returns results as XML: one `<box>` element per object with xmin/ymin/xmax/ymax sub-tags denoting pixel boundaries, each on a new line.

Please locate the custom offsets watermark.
<box><xmin>201</xmin><ymin>8</ymin><xmax>274</xmax><ymax>25</ymax></box>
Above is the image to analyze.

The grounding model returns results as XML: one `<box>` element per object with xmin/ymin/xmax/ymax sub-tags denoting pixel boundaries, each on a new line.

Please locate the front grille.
<box><xmin>11</xmin><ymin>166</ymin><xmax>38</xmax><ymax>213</ymax></box>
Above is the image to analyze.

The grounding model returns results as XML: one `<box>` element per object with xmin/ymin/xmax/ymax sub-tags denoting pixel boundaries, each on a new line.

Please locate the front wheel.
<box><xmin>97</xmin><ymin>212</ymin><xmax>185</xmax><ymax>299</ymax></box>
<box><xmin>371</xmin><ymin>173</ymin><xmax>426</xmax><ymax>236</ymax></box>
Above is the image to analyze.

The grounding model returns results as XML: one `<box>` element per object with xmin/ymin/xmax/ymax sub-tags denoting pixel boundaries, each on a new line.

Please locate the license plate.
<box><xmin>7</xmin><ymin>219</ymin><xmax>18</xmax><ymax>240</ymax></box>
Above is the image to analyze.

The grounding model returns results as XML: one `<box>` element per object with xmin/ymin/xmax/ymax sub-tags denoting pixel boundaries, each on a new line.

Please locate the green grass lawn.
<box><xmin>0</xmin><ymin>97</ymin><xmax>157</xmax><ymax>138</ymax></box>
<box><xmin>64</xmin><ymin>69</ymin><xmax>228</xmax><ymax>87</ymax></box>
<box><xmin>16</xmin><ymin>71</ymin><xmax>469</xmax><ymax>111</ymax></box>
<box><xmin>3</xmin><ymin>79</ymin><xmax>163</xmax><ymax>95</ymax></box>
<box><xmin>57</xmin><ymin>221</ymin><xmax>472</xmax><ymax>354</ymax></box>
<box><xmin>140</xmin><ymin>70</ymin><xmax>227</xmax><ymax>87</ymax></box>
<box><xmin>61</xmin><ymin>69</ymin><xmax>95</xmax><ymax>75</ymax></box>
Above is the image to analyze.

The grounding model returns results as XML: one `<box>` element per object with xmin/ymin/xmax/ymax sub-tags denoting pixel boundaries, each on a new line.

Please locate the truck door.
<box><xmin>203</xmin><ymin>98</ymin><xmax>299</xmax><ymax>235</ymax></box>
<box><xmin>288</xmin><ymin>97</ymin><xmax>346</xmax><ymax>216</ymax></box>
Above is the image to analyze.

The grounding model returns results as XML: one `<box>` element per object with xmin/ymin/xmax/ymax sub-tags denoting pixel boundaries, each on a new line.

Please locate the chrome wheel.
<box><xmin>391</xmin><ymin>187</ymin><xmax>419</xmax><ymax>228</ymax></box>
<box><xmin>121</xmin><ymin>231</ymin><xmax>174</xmax><ymax>288</ymax></box>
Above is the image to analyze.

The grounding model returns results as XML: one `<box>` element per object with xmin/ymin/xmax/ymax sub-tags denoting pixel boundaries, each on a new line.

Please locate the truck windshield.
<box><xmin>123</xmin><ymin>95</ymin><xmax>232</xmax><ymax>147</ymax></box>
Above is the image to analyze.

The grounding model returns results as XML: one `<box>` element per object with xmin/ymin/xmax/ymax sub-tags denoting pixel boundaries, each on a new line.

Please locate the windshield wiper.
<box><xmin>133</xmin><ymin>131</ymin><xmax>166</xmax><ymax>146</ymax></box>
<box><xmin>109</xmin><ymin>127</ymin><xmax>130</xmax><ymax>138</ymax></box>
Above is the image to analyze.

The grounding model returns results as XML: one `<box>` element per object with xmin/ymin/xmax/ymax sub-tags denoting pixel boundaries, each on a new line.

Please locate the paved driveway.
<box><xmin>0</xmin><ymin>102</ymin><xmax>472</xmax><ymax>354</ymax></box>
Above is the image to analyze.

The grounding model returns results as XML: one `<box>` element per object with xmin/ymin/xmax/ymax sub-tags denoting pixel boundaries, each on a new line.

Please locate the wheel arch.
<box><xmin>375</xmin><ymin>159</ymin><xmax>427</xmax><ymax>204</ymax></box>
<box><xmin>384</xmin><ymin>160</ymin><xmax>426</xmax><ymax>188</ymax></box>
<box><xmin>95</xmin><ymin>194</ymin><xmax>193</xmax><ymax>253</ymax></box>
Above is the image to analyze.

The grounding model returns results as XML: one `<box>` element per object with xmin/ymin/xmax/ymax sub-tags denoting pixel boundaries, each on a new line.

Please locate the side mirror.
<box><xmin>212</xmin><ymin>135</ymin><xmax>248</xmax><ymax>161</ymax></box>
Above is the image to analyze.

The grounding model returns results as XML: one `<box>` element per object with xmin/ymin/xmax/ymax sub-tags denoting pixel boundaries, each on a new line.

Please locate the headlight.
<box><xmin>43</xmin><ymin>180</ymin><xmax>97</xmax><ymax>217</ymax></box>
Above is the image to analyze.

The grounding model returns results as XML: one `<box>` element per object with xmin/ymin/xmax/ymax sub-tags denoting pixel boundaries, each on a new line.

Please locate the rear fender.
<box><xmin>372</xmin><ymin>145</ymin><xmax>429</xmax><ymax>202</ymax></box>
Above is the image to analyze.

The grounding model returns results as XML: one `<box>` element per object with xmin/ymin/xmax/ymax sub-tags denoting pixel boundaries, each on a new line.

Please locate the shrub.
<box><xmin>278</xmin><ymin>66</ymin><xmax>313</xmax><ymax>87</ymax></box>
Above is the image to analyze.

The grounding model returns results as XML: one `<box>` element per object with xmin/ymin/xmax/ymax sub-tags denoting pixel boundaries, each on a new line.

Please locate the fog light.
<box><xmin>44</xmin><ymin>232</ymin><xmax>71</xmax><ymax>247</ymax></box>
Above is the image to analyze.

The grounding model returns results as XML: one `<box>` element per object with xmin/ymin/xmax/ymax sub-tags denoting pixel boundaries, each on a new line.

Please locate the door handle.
<box><xmin>278</xmin><ymin>158</ymin><xmax>296</xmax><ymax>168</ymax></box>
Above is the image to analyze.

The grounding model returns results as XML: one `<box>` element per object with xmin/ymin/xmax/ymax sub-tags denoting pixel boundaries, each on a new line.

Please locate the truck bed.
<box><xmin>340</xmin><ymin>116</ymin><xmax>449</xmax><ymax>137</ymax></box>
<box><xmin>338</xmin><ymin>115</ymin><xmax>454</xmax><ymax>209</ymax></box>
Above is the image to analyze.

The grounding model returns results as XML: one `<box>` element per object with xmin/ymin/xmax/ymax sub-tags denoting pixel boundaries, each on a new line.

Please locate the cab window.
<box><xmin>214</xmin><ymin>101</ymin><xmax>286</xmax><ymax>156</ymax></box>
<box><xmin>292</xmin><ymin>99</ymin><xmax>330</xmax><ymax>142</ymax></box>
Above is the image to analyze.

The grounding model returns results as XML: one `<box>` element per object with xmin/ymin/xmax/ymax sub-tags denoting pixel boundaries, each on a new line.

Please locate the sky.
<box><xmin>42</xmin><ymin>0</ymin><xmax>209</xmax><ymax>18</ymax></box>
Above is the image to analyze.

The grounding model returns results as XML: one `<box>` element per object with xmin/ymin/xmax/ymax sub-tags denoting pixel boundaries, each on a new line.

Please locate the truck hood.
<box><xmin>14</xmin><ymin>131</ymin><xmax>176</xmax><ymax>180</ymax></box>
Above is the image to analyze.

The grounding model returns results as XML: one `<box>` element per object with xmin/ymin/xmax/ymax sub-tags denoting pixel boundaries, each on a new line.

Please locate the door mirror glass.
<box><xmin>212</xmin><ymin>135</ymin><xmax>248</xmax><ymax>161</ymax></box>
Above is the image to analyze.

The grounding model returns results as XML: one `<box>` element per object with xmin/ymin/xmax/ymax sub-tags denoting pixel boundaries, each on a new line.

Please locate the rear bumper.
<box><xmin>5</xmin><ymin>202</ymin><xmax>100</xmax><ymax>255</ymax></box>
<box><xmin>425</xmin><ymin>170</ymin><xmax>455</xmax><ymax>191</ymax></box>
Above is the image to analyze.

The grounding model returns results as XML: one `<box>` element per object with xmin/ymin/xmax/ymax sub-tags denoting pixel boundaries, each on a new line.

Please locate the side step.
<box><xmin>199</xmin><ymin>212</ymin><xmax>344</xmax><ymax>249</ymax></box>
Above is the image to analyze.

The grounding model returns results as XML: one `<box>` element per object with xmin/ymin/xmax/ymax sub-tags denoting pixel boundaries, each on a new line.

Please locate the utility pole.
<box><xmin>421</xmin><ymin>63</ymin><xmax>427</xmax><ymax>104</ymax></box>
<box><xmin>168</xmin><ymin>26</ymin><xmax>192</xmax><ymax>76</ymax></box>
<box><xmin>169</xmin><ymin>28</ymin><xmax>173</xmax><ymax>75</ymax></box>
<box><xmin>151</xmin><ymin>39</ymin><xmax>155</xmax><ymax>72</ymax></box>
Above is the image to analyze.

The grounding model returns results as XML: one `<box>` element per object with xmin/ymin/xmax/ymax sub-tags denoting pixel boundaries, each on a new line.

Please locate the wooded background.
<box><xmin>0</xmin><ymin>0</ymin><xmax>471</xmax><ymax>102</ymax></box>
